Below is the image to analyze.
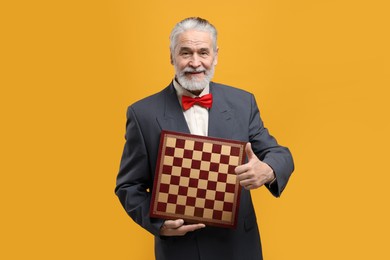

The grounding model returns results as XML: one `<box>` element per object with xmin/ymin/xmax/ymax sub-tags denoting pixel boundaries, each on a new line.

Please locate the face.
<box><xmin>171</xmin><ymin>30</ymin><xmax>218</xmax><ymax>93</ymax></box>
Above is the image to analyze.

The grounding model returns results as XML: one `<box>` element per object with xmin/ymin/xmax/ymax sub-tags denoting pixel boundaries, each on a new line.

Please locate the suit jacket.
<box><xmin>115</xmin><ymin>82</ymin><xmax>294</xmax><ymax>260</ymax></box>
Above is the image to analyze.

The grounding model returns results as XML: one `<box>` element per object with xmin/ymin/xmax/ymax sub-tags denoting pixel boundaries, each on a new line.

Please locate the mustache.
<box><xmin>181</xmin><ymin>67</ymin><xmax>206</xmax><ymax>73</ymax></box>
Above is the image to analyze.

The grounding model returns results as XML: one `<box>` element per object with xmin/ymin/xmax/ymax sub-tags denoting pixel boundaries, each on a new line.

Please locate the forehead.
<box><xmin>176</xmin><ymin>30</ymin><xmax>213</xmax><ymax>50</ymax></box>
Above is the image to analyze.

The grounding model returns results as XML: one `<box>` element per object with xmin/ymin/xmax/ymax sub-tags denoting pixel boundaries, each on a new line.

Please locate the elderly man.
<box><xmin>115</xmin><ymin>17</ymin><xmax>294</xmax><ymax>260</ymax></box>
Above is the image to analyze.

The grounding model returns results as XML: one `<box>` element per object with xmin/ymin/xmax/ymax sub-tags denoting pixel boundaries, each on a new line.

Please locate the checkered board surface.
<box><xmin>150</xmin><ymin>130</ymin><xmax>246</xmax><ymax>228</ymax></box>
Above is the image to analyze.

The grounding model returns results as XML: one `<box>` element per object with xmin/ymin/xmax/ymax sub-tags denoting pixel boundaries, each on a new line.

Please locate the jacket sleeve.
<box><xmin>248</xmin><ymin>94</ymin><xmax>295</xmax><ymax>197</ymax></box>
<box><xmin>115</xmin><ymin>106</ymin><xmax>164</xmax><ymax>236</ymax></box>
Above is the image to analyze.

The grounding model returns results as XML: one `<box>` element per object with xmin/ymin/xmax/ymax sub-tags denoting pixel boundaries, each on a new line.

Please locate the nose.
<box><xmin>189</xmin><ymin>54</ymin><xmax>201</xmax><ymax>68</ymax></box>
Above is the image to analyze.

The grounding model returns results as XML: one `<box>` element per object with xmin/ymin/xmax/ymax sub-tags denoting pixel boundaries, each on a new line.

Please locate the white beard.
<box><xmin>174</xmin><ymin>63</ymin><xmax>215</xmax><ymax>92</ymax></box>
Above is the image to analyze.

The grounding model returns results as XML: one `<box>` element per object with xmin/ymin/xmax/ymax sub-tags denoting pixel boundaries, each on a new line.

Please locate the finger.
<box><xmin>245</xmin><ymin>142</ymin><xmax>255</xmax><ymax>160</ymax></box>
<box><xmin>240</xmin><ymin>180</ymin><xmax>255</xmax><ymax>190</ymax></box>
<box><xmin>235</xmin><ymin>164</ymin><xmax>249</xmax><ymax>175</ymax></box>
<box><xmin>244</xmin><ymin>184</ymin><xmax>252</xmax><ymax>190</ymax></box>
<box><xmin>240</xmin><ymin>177</ymin><xmax>264</xmax><ymax>189</ymax></box>
<box><xmin>163</xmin><ymin>219</ymin><xmax>184</xmax><ymax>229</ymax></box>
<box><xmin>164</xmin><ymin>223</ymin><xmax>206</xmax><ymax>236</ymax></box>
<box><xmin>236</xmin><ymin>171</ymin><xmax>250</xmax><ymax>181</ymax></box>
<box><xmin>239</xmin><ymin>178</ymin><xmax>253</xmax><ymax>187</ymax></box>
<box><xmin>179</xmin><ymin>223</ymin><xmax>206</xmax><ymax>233</ymax></box>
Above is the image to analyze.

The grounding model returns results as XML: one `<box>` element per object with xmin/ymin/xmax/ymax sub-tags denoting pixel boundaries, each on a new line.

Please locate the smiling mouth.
<box><xmin>185</xmin><ymin>71</ymin><xmax>205</xmax><ymax>75</ymax></box>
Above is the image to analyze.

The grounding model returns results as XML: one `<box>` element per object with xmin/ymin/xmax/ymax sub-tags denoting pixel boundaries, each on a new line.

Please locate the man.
<box><xmin>115</xmin><ymin>17</ymin><xmax>294</xmax><ymax>260</ymax></box>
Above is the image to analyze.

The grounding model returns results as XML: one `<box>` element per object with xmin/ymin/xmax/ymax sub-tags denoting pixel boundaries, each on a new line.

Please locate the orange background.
<box><xmin>1</xmin><ymin>1</ymin><xmax>389</xmax><ymax>259</ymax></box>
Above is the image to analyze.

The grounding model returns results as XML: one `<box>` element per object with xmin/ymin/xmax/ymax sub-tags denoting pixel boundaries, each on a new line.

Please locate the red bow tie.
<box><xmin>182</xmin><ymin>94</ymin><xmax>213</xmax><ymax>111</ymax></box>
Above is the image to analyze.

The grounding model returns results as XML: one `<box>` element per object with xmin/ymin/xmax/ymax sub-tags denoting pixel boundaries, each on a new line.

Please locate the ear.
<box><xmin>170</xmin><ymin>53</ymin><xmax>174</xmax><ymax>65</ymax></box>
<box><xmin>214</xmin><ymin>47</ymin><xmax>219</xmax><ymax>65</ymax></box>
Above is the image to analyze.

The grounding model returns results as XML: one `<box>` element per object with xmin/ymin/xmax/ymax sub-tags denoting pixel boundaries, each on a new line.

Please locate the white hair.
<box><xmin>169</xmin><ymin>17</ymin><xmax>218</xmax><ymax>54</ymax></box>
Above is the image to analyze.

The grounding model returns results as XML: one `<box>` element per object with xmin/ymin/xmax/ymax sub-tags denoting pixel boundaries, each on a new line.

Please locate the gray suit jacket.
<box><xmin>115</xmin><ymin>82</ymin><xmax>294</xmax><ymax>260</ymax></box>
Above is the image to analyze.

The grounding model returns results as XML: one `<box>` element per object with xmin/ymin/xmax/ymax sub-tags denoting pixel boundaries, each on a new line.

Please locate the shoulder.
<box><xmin>127</xmin><ymin>83</ymin><xmax>173</xmax><ymax>113</ymax></box>
<box><xmin>210</xmin><ymin>82</ymin><xmax>255</xmax><ymax>105</ymax></box>
<box><xmin>211</xmin><ymin>82</ymin><xmax>252</xmax><ymax>96</ymax></box>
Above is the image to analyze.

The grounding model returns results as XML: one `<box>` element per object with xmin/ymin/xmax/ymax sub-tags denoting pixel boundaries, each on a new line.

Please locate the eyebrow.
<box><xmin>179</xmin><ymin>47</ymin><xmax>193</xmax><ymax>53</ymax></box>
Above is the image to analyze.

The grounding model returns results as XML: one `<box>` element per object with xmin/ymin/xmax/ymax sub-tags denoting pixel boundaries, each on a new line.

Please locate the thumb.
<box><xmin>245</xmin><ymin>142</ymin><xmax>255</xmax><ymax>160</ymax></box>
<box><xmin>163</xmin><ymin>219</ymin><xmax>184</xmax><ymax>229</ymax></box>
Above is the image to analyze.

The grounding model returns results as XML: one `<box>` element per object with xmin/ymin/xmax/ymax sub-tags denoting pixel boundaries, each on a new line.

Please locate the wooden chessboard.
<box><xmin>150</xmin><ymin>130</ymin><xmax>246</xmax><ymax>228</ymax></box>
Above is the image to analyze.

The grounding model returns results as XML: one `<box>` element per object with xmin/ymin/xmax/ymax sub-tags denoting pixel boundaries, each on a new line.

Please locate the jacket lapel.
<box><xmin>156</xmin><ymin>83</ymin><xmax>191</xmax><ymax>134</ymax></box>
<box><xmin>208</xmin><ymin>82</ymin><xmax>236</xmax><ymax>139</ymax></box>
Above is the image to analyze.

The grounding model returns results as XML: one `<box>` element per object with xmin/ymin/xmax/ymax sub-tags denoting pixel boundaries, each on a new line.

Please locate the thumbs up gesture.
<box><xmin>235</xmin><ymin>143</ymin><xmax>276</xmax><ymax>190</ymax></box>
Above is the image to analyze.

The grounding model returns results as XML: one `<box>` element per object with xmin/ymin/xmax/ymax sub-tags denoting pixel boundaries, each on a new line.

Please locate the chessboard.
<box><xmin>150</xmin><ymin>130</ymin><xmax>246</xmax><ymax>229</ymax></box>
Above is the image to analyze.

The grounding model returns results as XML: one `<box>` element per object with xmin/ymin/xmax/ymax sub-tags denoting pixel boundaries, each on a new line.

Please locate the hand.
<box><xmin>235</xmin><ymin>143</ymin><xmax>275</xmax><ymax>190</ymax></box>
<box><xmin>160</xmin><ymin>219</ymin><xmax>205</xmax><ymax>236</ymax></box>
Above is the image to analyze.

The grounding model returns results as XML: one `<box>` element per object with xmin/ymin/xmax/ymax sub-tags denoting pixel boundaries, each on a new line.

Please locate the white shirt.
<box><xmin>173</xmin><ymin>79</ymin><xmax>210</xmax><ymax>136</ymax></box>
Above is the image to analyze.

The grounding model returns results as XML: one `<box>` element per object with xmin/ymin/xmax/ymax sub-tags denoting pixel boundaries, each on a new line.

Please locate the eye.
<box><xmin>200</xmin><ymin>50</ymin><xmax>209</xmax><ymax>56</ymax></box>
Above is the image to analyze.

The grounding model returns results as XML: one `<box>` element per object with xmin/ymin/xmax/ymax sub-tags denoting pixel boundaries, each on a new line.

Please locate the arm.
<box><xmin>115</xmin><ymin>106</ymin><xmax>164</xmax><ymax>236</ymax></box>
<box><xmin>236</xmin><ymin>94</ymin><xmax>294</xmax><ymax>197</ymax></box>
